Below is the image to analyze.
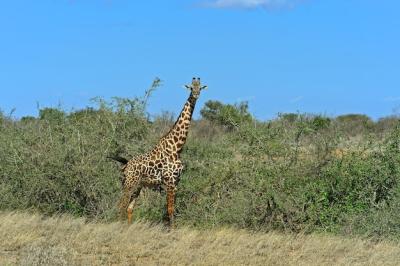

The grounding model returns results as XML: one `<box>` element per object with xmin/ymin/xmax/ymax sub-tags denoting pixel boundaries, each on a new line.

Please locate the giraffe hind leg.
<box><xmin>118</xmin><ymin>184</ymin><xmax>141</xmax><ymax>224</ymax></box>
<box><xmin>127</xmin><ymin>195</ymin><xmax>138</xmax><ymax>225</ymax></box>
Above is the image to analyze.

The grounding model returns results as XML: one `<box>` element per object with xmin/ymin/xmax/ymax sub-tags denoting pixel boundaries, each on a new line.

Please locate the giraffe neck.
<box><xmin>162</xmin><ymin>92</ymin><xmax>197</xmax><ymax>154</ymax></box>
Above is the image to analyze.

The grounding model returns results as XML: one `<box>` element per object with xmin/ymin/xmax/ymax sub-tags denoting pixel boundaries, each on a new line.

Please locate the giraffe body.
<box><xmin>114</xmin><ymin>78</ymin><xmax>207</xmax><ymax>226</ymax></box>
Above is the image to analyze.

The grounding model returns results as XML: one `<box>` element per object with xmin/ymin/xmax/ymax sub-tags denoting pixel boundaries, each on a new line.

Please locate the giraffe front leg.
<box><xmin>166</xmin><ymin>187</ymin><xmax>176</xmax><ymax>228</ymax></box>
<box><xmin>164</xmin><ymin>163</ymin><xmax>182</xmax><ymax>228</ymax></box>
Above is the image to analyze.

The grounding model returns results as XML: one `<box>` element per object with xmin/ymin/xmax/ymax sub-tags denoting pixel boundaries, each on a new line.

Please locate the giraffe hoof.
<box><xmin>168</xmin><ymin>218</ymin><xmax>175</xmax><ymax>229</ymax></box>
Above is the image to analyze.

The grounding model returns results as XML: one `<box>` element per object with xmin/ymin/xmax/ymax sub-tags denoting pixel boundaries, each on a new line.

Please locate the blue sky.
<box><xmin>1</xmin><ymin>0</ymin><xmax>399</xmax><ymax>120</ymax></box>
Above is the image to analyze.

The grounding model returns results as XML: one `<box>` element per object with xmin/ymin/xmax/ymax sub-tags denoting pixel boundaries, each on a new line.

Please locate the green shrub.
<box><xmin>200</xmin><ymin>100</ymin><xmax>253</xmax><ymax>130</ymax></box>
<box><xmin>20</xmin><ymin>116</ymin><xmax>36</xmax><ymax>123</ymax></box>
<box><xmin>1</xmin><ymin>85</ymin><xmax>400</xmax><ymax>240</ymax></box>
<box><xmin>336</xmin><ymin>114</ymin><xmax>374</xmax><ymax>136</ymax></box>
<box><xmin>375</xmin><ymin>116</ymin><xmax>400</xmax><ymax>134</ymax></box>
<box><xmin>39</xmin><ymin>108</ymin><xmax>66</xmax><ymax>123</ymax></box>
<box><xmin>279</xmin><ymin>113</ymin><xmax>299</xmax><ymax>123</ymax></box>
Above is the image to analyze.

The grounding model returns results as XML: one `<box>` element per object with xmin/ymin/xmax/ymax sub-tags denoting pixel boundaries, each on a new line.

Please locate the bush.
<box><xmin>336</xmin><ymin>114</ymin><xmax>374</xmax><ymax>136</ymax></box>
<box><xmin>200</xmin><ymin>100</ymin><xmax>253</xmax><ymax>130</ymax></box>
<box><xmin>1</xmin><ymin>85</ymin><xmax>400</xmax><ymax>240</ymax></box>
<box><xmin>279</xmin><ymin>113</ymin><xmax>299</xmax><ymax>123</ymax></box>
<box><xmin>375</xmin><ymin>116</ymin><xmax>400</xmax><ymax>134</ymax></box>
<box><xmin>39</xmin><ymin>108</ymin><xmax>66</xmax><ymax>123</ymax></box>
<box><xmin>0</xmin><ymin>80</ymin><xmax>160</xmax><ymax>219</ymax></box>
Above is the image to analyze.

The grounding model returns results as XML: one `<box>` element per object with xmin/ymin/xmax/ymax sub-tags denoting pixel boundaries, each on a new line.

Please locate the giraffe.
<box><xmin>110</xmin><ymin>77</ymin><xmax>207</xmax><ymax>226</ymax></box>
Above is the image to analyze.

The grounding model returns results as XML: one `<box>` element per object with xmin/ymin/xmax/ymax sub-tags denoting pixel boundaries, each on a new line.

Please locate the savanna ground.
<box><xmin>1</xmin><ymin>80</ymin><xmax>400</xmax><ymax>264</ymax></box>
<box><xmin>2</xmin><ymin>212</ymin><xmax>400</xmax><ymax>265</ymax></box>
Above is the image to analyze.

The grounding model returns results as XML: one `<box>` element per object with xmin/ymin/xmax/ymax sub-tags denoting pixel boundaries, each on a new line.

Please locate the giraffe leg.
<box><xmin>118</xmin><ymin>189</ymin><xmax>132</xmax><ymax>219</ymax></box>
<box><xmin>127</xmin><ymin>187</ymin><xmax>141</xmax><ymax>225</ymax></box>
<box><xmin>127</xmin><ymin>198</ymin><xmax>137</xmax><ymax>225</ymax></box>
<box><xmin>118</xmin><ymin>184</ymin><xmax>141</xmax><ymax>224</ymax></box>
<box><xmin>164</xmin><ymin>163</ymin><xmax>183</xmax><ymax>228</ymax></box>
<box><xmin>166</xmin><ymin>187</ymin><xmax>177</xmax><ymax>228</ymax></box>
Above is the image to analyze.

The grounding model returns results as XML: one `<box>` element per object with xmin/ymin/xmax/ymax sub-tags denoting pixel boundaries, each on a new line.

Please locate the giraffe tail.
<box><xmin>107</xmin><ymin>155</ymin><xmax>129</xmax><ymax>165</ymax></box>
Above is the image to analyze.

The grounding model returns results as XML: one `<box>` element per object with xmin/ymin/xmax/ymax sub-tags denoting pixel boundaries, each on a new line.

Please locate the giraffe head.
<box><xmin>185</xmin><ymin>77</ymin><xmax>207</xmax><ymax>99</ymax></box>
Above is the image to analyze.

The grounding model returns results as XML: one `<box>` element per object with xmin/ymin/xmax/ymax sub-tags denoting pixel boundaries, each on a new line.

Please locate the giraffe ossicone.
<box><xmin>110</xmin><ymin>77</ymin><xmax>207</xmax><ymax>226</ymax></box>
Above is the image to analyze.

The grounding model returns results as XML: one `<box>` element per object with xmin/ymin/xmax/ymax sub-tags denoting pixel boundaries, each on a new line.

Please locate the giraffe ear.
<box><xmin>201</xmin><ymin>85</ymin><xmax>208</xmax><ymax>90</ymax></box>
<box><xmin>184</xmin><ymin>85</ymin><xmax>191</xmax><ymax>90</ymax></box>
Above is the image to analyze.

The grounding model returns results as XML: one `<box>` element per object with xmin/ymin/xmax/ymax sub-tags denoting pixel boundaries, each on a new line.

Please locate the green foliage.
<box><xmin>375</xmin><ymin>116</ymin><xmax>400</xmax><ymax>134</ymax></box>
<box><xmin>200</xmin><ymin>100</ymin><xmax>253</xmax><ymax>129</ymax></box>
<box><xmin>20</xmin><ymin>116</ymin><xmax>36</xmax><ymax>123</ymax></box>
<box><xmin>279</xmin><ymin>113</ymin><xmax>300</xmax><ymax>123</ymax></box>
<box><xmin>336</xmin><ymin>114</ymin><xmax>372</xmax><ymax>123</ymax></box>
<box><xmin>336</xmin><ymin>114</ymin><xmax>374</xmax><ymax>136</ymax></box>
<box><xmin>311</xmin><ymin>115</ymin><xmax>331</xmax><ymax>131</ymax></box>
<box><xmin>0</xmin><ymin>79</ymin><xmax>161</xmax><ymax>219</ymax></box>
<box><xmin>0</xmin><ymin>110</ymin><xmax>10</xmax><ymax>126</ymax></box>
<box><xmin>1</xmin><ymin>84</ymin><xmax>400</xmax><ymax>240</ymax></box>
<box><xmin>39</xmin><ymin>108</ymin><xmax>66</xmax><ymax>123</ymax></box>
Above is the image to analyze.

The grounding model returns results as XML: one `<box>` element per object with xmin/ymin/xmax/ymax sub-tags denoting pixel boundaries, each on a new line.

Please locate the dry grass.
<box><xmin>1</xmin><ymin>212</ymin><xmax>399</xmax><ymax>265</ymax></box>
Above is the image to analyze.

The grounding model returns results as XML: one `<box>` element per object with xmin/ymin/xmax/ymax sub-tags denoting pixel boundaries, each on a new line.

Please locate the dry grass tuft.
<box><xmin>1</xmin><ymin>211</ymin><xmax>400</xmax><ymax>265</ymax></box>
